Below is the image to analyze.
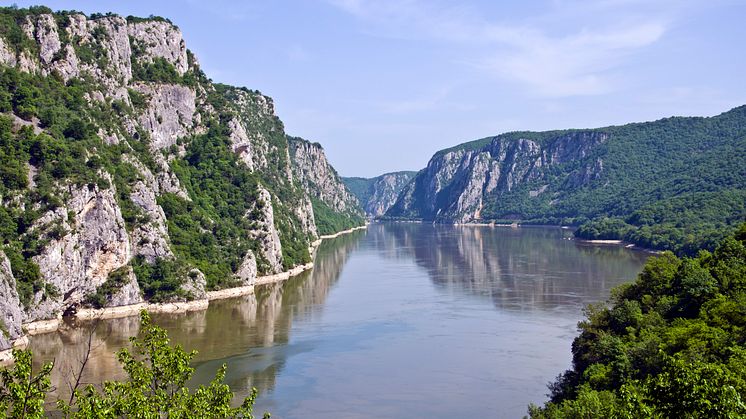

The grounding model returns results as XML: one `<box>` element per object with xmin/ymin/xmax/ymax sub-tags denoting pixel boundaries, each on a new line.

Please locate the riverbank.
<box><xmin>453</xmin><ymin>222</ymin><xmax>519</xmax><ymax>228</ymax></box>
<box><xmin>2</xmin><ymin>224</ymin><xmax>369</xmax><ymax>363</ymax></box>
<box><xmin>74</xmin><ymin>224</ymin><xmax>368</xmax><ymax>319</ymax></box>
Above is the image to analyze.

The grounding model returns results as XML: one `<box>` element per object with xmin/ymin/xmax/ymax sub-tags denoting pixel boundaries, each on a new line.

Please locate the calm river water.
<box><xmin>30</xmin><ymin>223</ymin><xmax>649</xmax><ymax>418</ymax></box>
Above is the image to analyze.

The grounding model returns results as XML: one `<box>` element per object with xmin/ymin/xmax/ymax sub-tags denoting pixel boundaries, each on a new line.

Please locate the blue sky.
<box><xmin>8</xmin><ymin>0</ymin><xmax>746</xmax><ymax>177</ymax></box>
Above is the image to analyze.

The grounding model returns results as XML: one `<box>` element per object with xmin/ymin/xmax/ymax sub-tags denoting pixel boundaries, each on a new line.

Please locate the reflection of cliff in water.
<box><xmin>370</xmin><ymin>223</ymin><xmax>648</xmax><ymax>312</ymax></box>
<box><xmin>188</xmin><ymin>229</ymin><xmax>365</xmax><ymax>398</ymax></box>
<box><xmin>29</xmin><ymin>229</ymin><xmax>365</xmax><ymax>406</ymax></box>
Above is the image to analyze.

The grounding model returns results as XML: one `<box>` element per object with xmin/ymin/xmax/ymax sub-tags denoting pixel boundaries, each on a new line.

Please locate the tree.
<box><xmin>58</xmin><ymin>311</ymin><xmax>269</xmax><ymax>418</ymax></box>
<box><xmin>0</xmin><ymin>350</ymin><xmax>53</xmax><ymax>419</ymax></box>
<box><xmin>0</xmin><ymin>311</ymin><xmax>269</xmax><ymax>418</ymax></box>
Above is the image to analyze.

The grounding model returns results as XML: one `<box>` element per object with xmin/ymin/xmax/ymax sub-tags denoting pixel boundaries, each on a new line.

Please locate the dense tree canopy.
<box><xmin>530</xmin><ymin>224</ymin><xmax>746</xmax><ymax>418</ymax></box>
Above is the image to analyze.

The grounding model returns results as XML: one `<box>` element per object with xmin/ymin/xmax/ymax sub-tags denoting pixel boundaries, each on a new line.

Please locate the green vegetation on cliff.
<box><xmin>530</xmin><ymin>224</ymin><xmax>746</xmax><ymax>417</ymax></box>
<box><xmin>311</xmin><ymin>196</ymin><xmax>362</xmax><ymax>236</ymax></box>
<box><xmin>388</xmin><ymin>106</ymin><xmax>746</xmax><ymax>255</ymax></box>
<box><xmin>0</xmin><ymin>5</ymin><xmax>353</xmax><ymax>311</ymax></box>
<box><xmin>0</xmin><ymin>64</ymin><xmax>155</xmax><ymax>305</ymax></box>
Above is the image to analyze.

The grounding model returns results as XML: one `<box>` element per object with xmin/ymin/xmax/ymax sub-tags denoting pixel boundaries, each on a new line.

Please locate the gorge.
<box><xmin>1</xmin><ymin>5</ymin><xmax>745</xmax><ymax>418</ymax></box>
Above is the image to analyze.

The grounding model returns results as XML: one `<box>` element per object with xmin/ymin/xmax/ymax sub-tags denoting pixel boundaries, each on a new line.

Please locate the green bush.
<box><xmin>84</xmin><ymin>266</ymin><xmax>133</xmax><ymax>308</ymax></box>
<box><xmin>131</xmin><ymin>257</ymin><xmax>187</xmax><ymax>303</ymax></box>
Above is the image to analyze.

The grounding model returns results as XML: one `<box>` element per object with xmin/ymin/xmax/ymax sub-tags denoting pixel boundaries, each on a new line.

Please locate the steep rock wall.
<box><xmin>388</xmin><ymin>132</ymin><xmax>608</xmax><ymax>222</ymax></box>
<box><xmin>287</xmin><ymin>137</ymin><xmax>363</xmax><ymax>217</ymax></box>
<box><xmin>28</xmin><ymin>179</ymin><xmax>133</xmax><ymax>321</ymax></box>
<box><xmin>0</xmin><ymin>252</ymin><xmax>24</xmax><ymax>351</ymax></box>
<box><xmin>343</xmin><ymin>171</ymin><xmax>416</xmax><ymax>218</ymax></box>
<box><xmin>0</xmin><ymin>8</ymin><xmax>362</xmax><ymax>339</ymax></box>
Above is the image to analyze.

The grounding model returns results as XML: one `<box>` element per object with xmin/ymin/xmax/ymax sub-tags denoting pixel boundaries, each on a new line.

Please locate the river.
<box><xmin>30</xmin><ymin>223</ymin><xmax>649</xmax><ymax>418</ymax></box>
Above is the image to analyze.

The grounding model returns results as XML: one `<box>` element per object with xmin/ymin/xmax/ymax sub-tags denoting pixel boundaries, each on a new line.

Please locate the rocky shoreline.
<box><xmin>1</xmin><ymin>224</ymin><xmax>368</xmax><ymax>365</ymax></box>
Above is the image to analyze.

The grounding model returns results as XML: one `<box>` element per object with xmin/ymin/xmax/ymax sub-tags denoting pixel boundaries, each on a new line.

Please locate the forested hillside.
<box><xmin>0</xmin><ymin>6</ymin><xmax>362</xmax><ymax>353</ymax></box>
<box><xmin>386</xmin><ymin>106</ymin><xmax>746</xmax><ymax>254</ymax></box>
<box><xmin>530</xmin><ymin>224</ymin><xmax>746</xmax><ymax>417</ymax></box>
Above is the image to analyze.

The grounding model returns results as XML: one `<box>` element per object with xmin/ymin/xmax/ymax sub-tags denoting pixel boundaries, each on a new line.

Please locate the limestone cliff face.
<box><xmin>226</xmin><ymin>90</ymin><xmax>278</xmax><ymax>174</ymax></box>
<box><xmin>343</xmin><ymin>172</ymin><xmax>416</xmax><ymax>218</ymax></box>
<box><xmin>27</xmin><ymin>179</ymin><xmax>133</xmax><ymax>321</ymax></box>
<box><xmin>0</xmin><ymin>252</ymin><xmax>24</xmax><ymax>351</ymax></box>
<box><xmin>287</xmin><ymin>137</ymin><xmax>363</xmax><ymax>217</ymax></box>
<box><xmin>0</xmin><ymin>12</ymin><xmax>201</xmax><ymax>325</ymax></box>
<box><xmin>387</xmin><ymin>132</ymin><xmax>608</xmax><ymax>222</ymax></box>
<box><xmin>0</xmin><ymin>9</ymin><xmax>356</xmax><ymax>337</ymax></box>
<box><xmin>134</xmin><ymin>84</ymin><xmax>196</xmax><ymax>150</ymax></box>
<box><xmin>248</xmin><ymin>187</ymin><xmax>285</xmax><ymax>274</ymax></box>
<box><xmin>223</xmin><ymin>87</ymin><xmax>318</xmax><ymax>240</ymax></box>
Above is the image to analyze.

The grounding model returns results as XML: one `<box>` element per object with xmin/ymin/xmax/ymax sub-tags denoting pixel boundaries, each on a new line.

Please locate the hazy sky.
<box><xmin>8</xmin><ymin>0</ymin><xmax>746</xmax><ymax>177</ymax></box>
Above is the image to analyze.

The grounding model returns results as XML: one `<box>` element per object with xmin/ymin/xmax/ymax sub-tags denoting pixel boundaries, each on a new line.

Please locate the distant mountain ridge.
<box><xmin>343</xmin><ymin>171</ymin><xmax>417</xmax><ymax>217</ymax></box>
<box><xmin>385</xmin><ymin>106</ymin><xmax>746</xmax><ymax>254</ymax></box>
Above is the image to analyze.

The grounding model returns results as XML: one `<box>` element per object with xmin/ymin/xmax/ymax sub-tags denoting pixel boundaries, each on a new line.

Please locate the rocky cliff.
<box><xmin>288</xmin><ymin>137</ymin><xmax>365</xmax><ymax>235</ymax></box>
<box><xmin>387</xmin><ymin>131</ymin><xmax>608</xmax><ymax>223</ymax></box>
<box><xmin>0</xmin><ymin>7</ymin><xmax>360</xmax><ymax>351</ymax></box>
<box><xmin>343</xmin><ymin>171</ymin><xmax>416</xmax><ymax>218</ymax></box>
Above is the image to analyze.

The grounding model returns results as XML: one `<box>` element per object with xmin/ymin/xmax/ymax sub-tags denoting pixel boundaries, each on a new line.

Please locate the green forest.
<box><xmin>530</xmin><ymin>224</ymin><xmax>746</xmax><ymax>417</ymax></box>
<box><xmin>504</xmin><ymin>109</ymin><xmax>746</xmax><ymax>255</ymax></box>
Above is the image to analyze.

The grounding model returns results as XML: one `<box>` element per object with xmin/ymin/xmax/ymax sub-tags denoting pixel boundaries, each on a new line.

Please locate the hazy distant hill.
<box><xmin>343</xmin><ymin>171</ymin><xmax>417</xmax><ymax>217</ymax></box>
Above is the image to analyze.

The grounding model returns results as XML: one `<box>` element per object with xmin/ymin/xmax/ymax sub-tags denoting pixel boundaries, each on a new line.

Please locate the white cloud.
<box><xmin>485</xmin><ymin>22</ymin><xmax>666</xmax><ymax>96</ymax></box>
<box><xmin>377</xmin><ymin>85</ymin><xmax>476</xmax><ymax>114</ymax></box>
<box><xmin>327</xmin><ymin>0</ymin><xmax>668</xmax><ymax>97</ymax></box>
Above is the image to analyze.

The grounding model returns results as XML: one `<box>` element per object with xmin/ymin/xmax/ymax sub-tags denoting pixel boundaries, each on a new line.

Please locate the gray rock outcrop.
<box><xmin>135</xmin><ymin>84</ymin><xmax>196</xmax><ymax>150</ymax></box>
<box><xmin>387</xmin><ymin>132</ymin><xmax>609</xmax><ymax>222</ymax></box>
<box><xmin>249</xmin><ymin>187</ymin><xmax>284</xmax><ymax>274</ymax></box>
<box><xmin>343</xmin><ymin>172</ymin><xmax>416</xmax><ymax>218</ymax></box>
<box><xmin>0</xmin><ymin>252</ymin><xmax>24</xmax><ymax>351</ymax></box>
<box><xmin>129</xmin><ymin>180</ymin><xmax>173</xmax><ymax>263</ymax></box>
<box><xmin>107</xmin><ymin>267</ymin><xmax>143</xmax><ymax>307</ymax></box>
<box><xmin>28</xmin><ymin>180</ymin><xmax>132</xmax><ymax>320</ymax></box>
<box><xmin>288</xmin><ymin>137</ymin><xmax>363</xmax><ymax>217</ymax></box>
<box><xmin>235</xmin><ymin>250</ymin><xmax>257</xmax><ymax>286</ymax></box>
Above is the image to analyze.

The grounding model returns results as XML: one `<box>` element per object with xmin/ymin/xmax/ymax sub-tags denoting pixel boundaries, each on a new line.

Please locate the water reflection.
<box><xmin>28</xmin><ymin>225</ymin><xmax>649</xmax><ymax>418</ymax></box>
<box><xmin>369</xmin><ymin>223</ymin><xmax>649</xmax><ymax>312</ymax></box>
<box><xmin>30</xmin><ymin>229</ymin><xmax>365</xmax><ymax>405</ymax></box>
